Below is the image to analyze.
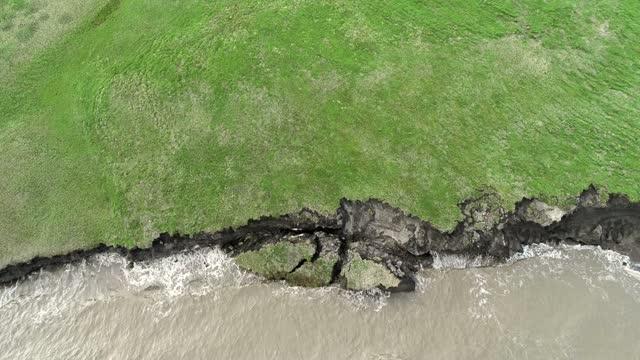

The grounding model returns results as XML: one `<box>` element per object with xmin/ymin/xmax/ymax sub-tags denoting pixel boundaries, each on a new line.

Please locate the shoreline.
<box><xmin>2</xmin><ymin>185</ymin><xmax>639</xmax><ymax>292</ymax></box>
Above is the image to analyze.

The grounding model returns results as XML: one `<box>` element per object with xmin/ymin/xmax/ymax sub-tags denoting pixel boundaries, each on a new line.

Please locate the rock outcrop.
<box><xmin>1</xmin><ymin>185</ymin><xmax>639</xmax><ymax>293</ymax></box>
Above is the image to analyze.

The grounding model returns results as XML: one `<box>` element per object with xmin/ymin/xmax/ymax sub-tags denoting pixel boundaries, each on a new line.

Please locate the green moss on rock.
<box><xmin>341</xmin><ymin>252</ymin><xmax>400</xmax><ymax>290</ymax></box>
<box><xmin>286</xmin><ymin>255</ymin><xmax>338</xmax><ymax>287</ymax></box>
<box><xmin>234</xmin><ymin>242</ymin><xmax>314</xmax><ymax>279</ymax></box>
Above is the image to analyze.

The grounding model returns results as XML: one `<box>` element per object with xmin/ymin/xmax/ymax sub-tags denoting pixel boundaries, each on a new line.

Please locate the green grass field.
<box><xmin>1</xmin><ymin>0</ymin><xmax>639</xmax><ymax>266</ymax></box>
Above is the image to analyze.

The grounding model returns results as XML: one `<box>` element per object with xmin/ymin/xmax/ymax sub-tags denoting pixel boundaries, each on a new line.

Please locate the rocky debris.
<box><xmin>339</xmin><ymin>198</ymin><xmax>445</xmax><ymax>256</ymax></box>
<box><xmin>548</xmin><ymin>194</ymin><xmax>640</xmax><ymax>261</ymax></box>
<box><xmin>337</xmin><ymin>198</ymin><xmax>437</xmax><ymax>284</ymax></box>
<box><xmin>577</xmin><ymin>184</ymin><xmax>610</xmax><ymax>208</ymax></box>
<box><xmin>1</xmin><ymin>185</ymin><xmax>639</xmax><ymax>294</ymax></box>
<box><xmin>459</xmin><ymin>191</ymin><xmax>506</xmax><ymax>232</ymax></box>
<box><xmin>516</xmin><ymin>199</ymin><xmax>567</xmax><ymax>226</ymax></box>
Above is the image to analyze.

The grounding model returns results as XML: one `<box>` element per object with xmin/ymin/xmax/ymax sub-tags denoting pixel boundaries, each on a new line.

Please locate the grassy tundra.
<box><xmin>0</xmin><ymin>0</ymin><xmax>639</xmax><ymax>266</ymax></box>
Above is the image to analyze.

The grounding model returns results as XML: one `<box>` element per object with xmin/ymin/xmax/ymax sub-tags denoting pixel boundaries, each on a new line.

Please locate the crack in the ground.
<box><xmin>288</xmin><ymin>236</ymin><xmax>323</xmax><ymax>274</ymax></box>
<box><xmin>330</xmin><ymin>236</ymin><xmax>349</xmax><ymax>285</ymax></box>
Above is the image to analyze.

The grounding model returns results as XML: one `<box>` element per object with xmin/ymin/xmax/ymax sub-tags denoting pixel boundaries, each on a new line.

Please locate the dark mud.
<box><xmin>2</xmin><ymin>185</ymin><xmax>639</xmax><ymax>292</ymax></box>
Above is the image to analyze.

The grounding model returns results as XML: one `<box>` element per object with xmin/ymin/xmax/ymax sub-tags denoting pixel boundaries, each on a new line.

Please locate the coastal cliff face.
<box><xmin>1</xmin><ymin>186</ymin><xmax>639</xmax><ymax>292</ymax></box>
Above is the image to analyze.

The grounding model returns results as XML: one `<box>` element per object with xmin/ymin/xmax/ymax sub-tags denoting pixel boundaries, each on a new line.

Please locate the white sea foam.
<box><xmin>122</xmin><ymin>247</ymin><xmax>252</xmax><ymax>296</ymax></box>
<box><xmin>431</xmin><ymin>252</ymin><xmax>487</xmax><ymax>269</ymax></box>
<box><xmin>2</xmin><ymin>242</ymin><xmax>639</xmax><ymax>326</ymax></box>
<box><xmin>0</xmin><ymin>247</ymin><xmax>259</xmax><ymax>323</ymax></box>
<box><xmin>0</xmin><ymin>258</ymin><xmax>119</xmax><ymax>324</ymax></box>
<box><xmin>506</xmin><ymin>243</ymin><xmax>567</xmax><ymax>263</ymax></box>
<box><xmin>510</xmin><ymin>243</ymin><xmax>640</xmax><ymax>279</ymax></box>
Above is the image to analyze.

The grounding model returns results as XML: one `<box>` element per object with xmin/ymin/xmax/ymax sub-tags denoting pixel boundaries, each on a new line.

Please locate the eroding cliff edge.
<box><xmin>1</xmin><ymin>185</ymin><xmax>639</xmax><ymax>292</ymax></box>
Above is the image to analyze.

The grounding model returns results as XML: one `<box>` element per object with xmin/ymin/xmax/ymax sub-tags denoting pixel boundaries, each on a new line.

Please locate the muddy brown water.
<box><xmin>0</xmin><ymin>245</ymin><xmax>639</xmax><ymax>360</ymax></box>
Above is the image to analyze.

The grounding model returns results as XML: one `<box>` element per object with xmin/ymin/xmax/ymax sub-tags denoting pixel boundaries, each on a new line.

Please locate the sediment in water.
<box><xmin>1</xmin><ymin>185</ymin><xmax>639</xmax><ymax>292</ymax></box>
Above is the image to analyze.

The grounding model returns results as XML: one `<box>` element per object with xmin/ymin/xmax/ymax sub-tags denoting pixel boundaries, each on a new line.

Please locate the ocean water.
<box><xmin>1</xmin><ymin>244</ymin><xmax>639</xmax><ymax>360</ymax></box>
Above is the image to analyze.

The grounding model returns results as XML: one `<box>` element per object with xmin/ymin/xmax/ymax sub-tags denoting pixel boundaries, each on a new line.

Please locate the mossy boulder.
<box><xmin>235</xmin><ymin>233</ymin><xmax>342</xmax><ymax>287</ymax></box>
<box><xmin>341</xmin><ymin>252</ymin><xmax>400</xmax><ymax>290</ymax></box>
<box><xmin>286</xmin><ymin>255</ymin><xmax>338</xmax><ymax>287</ymax></box>
<box><xmin>234</xmin><ymin>242</ymin><xmax>315</xmax><ymax>280</ymax></box>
